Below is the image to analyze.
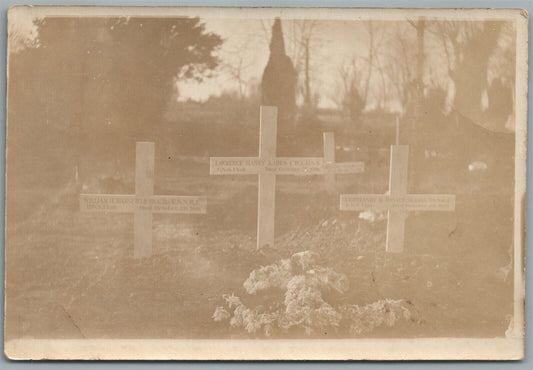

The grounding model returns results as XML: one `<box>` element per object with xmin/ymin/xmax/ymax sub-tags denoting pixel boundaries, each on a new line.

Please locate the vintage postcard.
<box><xmin>4</xmin><ymin>6</ymin><xmax>527</xmax><ymax>360</ymax></box>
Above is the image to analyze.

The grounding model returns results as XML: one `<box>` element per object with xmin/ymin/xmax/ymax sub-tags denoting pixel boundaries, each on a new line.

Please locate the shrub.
<box><xmin>340</xmin><ymin>299</ymin><xmax>412</xmax><ymax>334</ymax></box>
<box><xmin>214</xmin><ymin>250</ymin><xmax>414</xmax><ymax>337</ymax></box>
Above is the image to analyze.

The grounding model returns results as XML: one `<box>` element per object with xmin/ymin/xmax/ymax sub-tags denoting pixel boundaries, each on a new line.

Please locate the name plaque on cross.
<box><xmin>80</xmin><ymin>195</ymin><xmax>206</xmax><ymax>213</ymax></box>
<box><xmin>80</xmin><ymin>142</ymin><xmax>207</xmax><ymax>259</ymax></box>
<box><xmin>210</xmin><ymin>157</ymin><xmax>364</xmax><ymax>175</ymax></box>
<box><xmin>210</xmin><ymin>105</ymin><xmax>364</xmax><ymax>250</ymax></box>
<box><xmin>340</xmin><ymin>194</ymin><xmax>455</xmax><ymax>211</ymax></box>
<box><xmin>340</xmin><ymin>145</ymin><xmax>456</xmax><ymax>253</ymax></box>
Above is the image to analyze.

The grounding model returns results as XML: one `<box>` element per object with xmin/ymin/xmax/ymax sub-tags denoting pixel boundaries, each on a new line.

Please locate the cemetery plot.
<box><xmin>4</xmin><ymin>6</ymin><xmax>524</xmax><ymax>361</ymax></box>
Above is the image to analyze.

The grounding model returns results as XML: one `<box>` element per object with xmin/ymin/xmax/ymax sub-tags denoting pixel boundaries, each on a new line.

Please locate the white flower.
<box><xmin>223</xmin><ymin>293</ymin><xmax>242</xmax><ymax>308</ymax></box>
<box><xmin>212</xmin><ymin>306</ymin><xmax>230</xmax><ymax>322</ymax></box>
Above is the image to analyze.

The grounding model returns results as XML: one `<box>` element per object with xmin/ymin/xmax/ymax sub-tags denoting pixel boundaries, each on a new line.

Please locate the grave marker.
<box><xmin>340</xmin><ymin>134</ymin><xmax>456</xmax><ymax>253</ymax></box>
<box><xmin>323</xmin><ymin>132</ymin><xmax>336</xmax><ymax>193</ymax></box>
<box><xmin>258</xmin><ymin>107</ymin><xmax>277</xmax><ymax>250</ymax></box>
<box><xmin>210</xmin><ymin>106</ymin><xmax>364</xmax><ymax>249</ymax></box>
<box><xmin>80</xmin><ymin>142</ymin><xmax>207</xmax><ymax>258</ymax></box>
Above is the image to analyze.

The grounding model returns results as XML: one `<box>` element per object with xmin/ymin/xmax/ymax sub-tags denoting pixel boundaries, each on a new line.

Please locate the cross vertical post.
<box><xmin>134</xmin><ymin>142</ymin><xmax>155</xmax><ymax>258</ymax></box>
<box><xmin>323</xmin><ymin>132</ymin><xmax>335</xmax><ymax>193</ymax></box>
<box><xmin>395</xmin><ymin>117</ymin><xmax>400</xmax><ymax>146</ymax></box>
<box><xmin>386</xmin><ymin>145</ymin><xmax>409</xmax><ymax>253</ymax></box>
<box><xmin>257</xmin><ymin>106</ymin><xmax>278</xmax><ymax>249</ymax></box>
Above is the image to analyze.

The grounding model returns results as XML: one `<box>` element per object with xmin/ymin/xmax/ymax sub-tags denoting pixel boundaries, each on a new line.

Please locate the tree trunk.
<box><xmin>415</xmin><ymin>18</ymin><xmax>425</xmax><ymax>129</ymax></box>
<box><xmin>304</xmin><ymin>39</ymin><xmax>311</xmax><ymax>106</ymax></box>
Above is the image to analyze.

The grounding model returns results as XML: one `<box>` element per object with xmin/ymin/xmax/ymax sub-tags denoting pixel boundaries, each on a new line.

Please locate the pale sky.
<box><xmin>176</xmin><ymin>19</ymin><xmax>373</xmax><ymax>109</ymax></box>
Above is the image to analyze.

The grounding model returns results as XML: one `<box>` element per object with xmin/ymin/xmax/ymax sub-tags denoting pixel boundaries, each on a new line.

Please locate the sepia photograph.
<box><xmin>4</xmin><ymin>6</ymin><xmax>527</xmax><ymax>360</ymax></box>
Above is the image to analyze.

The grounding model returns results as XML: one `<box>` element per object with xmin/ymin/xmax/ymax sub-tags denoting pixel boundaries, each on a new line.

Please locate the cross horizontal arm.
<box><xmin>340</xmin><ymin>194</ymin><xmax>456</xmax><ymax>212</ymax></box>
<box><xmin>322</xmin><ymin>161</ymin><xmax>364</xmax><ymax>174</ymax></box>
<box><xmin>80</xmin><ymin>194</ymin><xmax>207</xmax><ymax>214</ymax></box>
<box><xmin>210</xmin><ymin>157</ymin><xmax>364</xmax><ymax>175</ymax></box>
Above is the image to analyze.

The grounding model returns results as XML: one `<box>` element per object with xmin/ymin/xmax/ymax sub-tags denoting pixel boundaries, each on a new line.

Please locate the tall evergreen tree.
<box><xmin>261</xmin><ymin>18</ymin><xmax>297</xmax><ymax>129</ymax></box>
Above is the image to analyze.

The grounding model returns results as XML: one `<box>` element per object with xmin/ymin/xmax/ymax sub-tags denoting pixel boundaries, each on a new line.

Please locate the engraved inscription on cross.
<box><xmin>340</xmin><ymin>144</ymin><xmax>456</xmax><ymax>253</ymax></box>
<box><xmin>210</xmin><ymin>105</ymin><xmax>364</xmax><ymax>249</ymax></box>
<box><xmin>80</xmin><ymin>142</ymin><xmax>207</xmax><ymax>258</ymax></box>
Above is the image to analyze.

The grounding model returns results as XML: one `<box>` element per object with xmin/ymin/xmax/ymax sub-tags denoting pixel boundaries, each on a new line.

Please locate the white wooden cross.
<box><xmin>340</xmin><ymin>121</ymin><xmax>455</xmax><ymax>253</ymax></box>
<box><xmin>80</xmin><ymin>142</ymin><xmax>207</xmax><ymax>259</ymax></box>
<box><xmin>210</xmin><ymin>106</ymin><xmax>364</xmax><ymax>249</ymax></box>
<box><xmin>322</xmin><ymin>131</ymin><xmax>366</xmax><ymax>193</ymax></box>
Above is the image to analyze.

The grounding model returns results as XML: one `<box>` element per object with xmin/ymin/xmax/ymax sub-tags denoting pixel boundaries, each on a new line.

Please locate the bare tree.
<box><xmin>294</xmin><ymin>20</ymin><xmax>318</xmax><ymax>106</ymax></box>
<box><xmin>337</xmin><ymin>58</ymin><xmax>365</xmax><ymax>121</ymax></box>
<box><xmin>361</xmin><ymin>21</ymin><xmax>376</xmax><ymax>109</ymax></box>
<box><xmin>382</xmin><ymin>22</ymin><xmax>417</xmax><ymax>109</ymax></box>
<box><xmin>406</xmin><ymin>17</ymin><xmax>426</xmax><ymax>124</ymax></box>
<box><xmin>283</xmin><ymin>20</ymin><xmax>323</xmax><ymax>108</ymax></box>
<box><xmin>220</xmin><ymin>38</ymin><xmax>254</xmax><ymax>100</ymax></box>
